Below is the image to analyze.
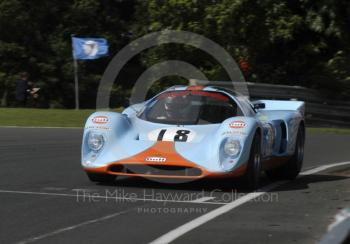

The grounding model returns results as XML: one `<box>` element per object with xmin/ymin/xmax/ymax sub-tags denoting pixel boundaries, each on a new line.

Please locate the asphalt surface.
<box><xmin>0</xmin><ymin>127</ymin><xmax>350</xmax><ymax>244</ymax></box>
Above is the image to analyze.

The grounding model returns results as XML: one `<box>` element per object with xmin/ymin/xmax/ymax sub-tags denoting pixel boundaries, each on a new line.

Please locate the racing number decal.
<box><xmin>157</xmin><ymin>129</ymin><xmax>190</xmax><ymax>142</ymax></box>
<box><xmin>174</xmin><ymin>130</ymin><xmax>190</xmax><ymax>142</ymax></box>
<box><xmin>157</xmin><ymin>129</ymin><xmax>167</xmax><ymax>141</ymax></box>
<box><xmin>149</xmin><ymin>128</ymin><xmax>195</xmax><ymax>142</ymax></box>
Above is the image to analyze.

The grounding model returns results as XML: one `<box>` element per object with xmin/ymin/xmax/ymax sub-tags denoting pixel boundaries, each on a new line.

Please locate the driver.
<box><xmin>164</xmin><ymin>95</ymin><xmax>191</xmax><ymax>120</ymax></box>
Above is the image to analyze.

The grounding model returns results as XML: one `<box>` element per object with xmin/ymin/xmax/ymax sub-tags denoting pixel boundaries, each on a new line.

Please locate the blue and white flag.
<box><xmin>72</xmin><ymin>37</ymin><xmax>109</xmax><ymax>60</ymax></box>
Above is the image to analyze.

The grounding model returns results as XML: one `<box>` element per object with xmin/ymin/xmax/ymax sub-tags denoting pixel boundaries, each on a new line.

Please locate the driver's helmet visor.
<box><xmin>164</xmin><ymin>95</ymin><xmax>190</xmax><ymax>112</ymax></box>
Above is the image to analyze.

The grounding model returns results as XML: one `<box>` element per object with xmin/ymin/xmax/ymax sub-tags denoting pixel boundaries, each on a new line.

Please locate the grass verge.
<box><xmin>0</xmin><ymin>108</ymin><xmax>121</xmax><ymax>127</ymax></box>
<box><xmin>1</xmin><ymin>108</ymin><xmax>350</xmax><ymax>133</ymax></box>
<box><xmin>306</xmin><ymin>127</ymin><xmax>350</xmax><ymax>135</ymax></box>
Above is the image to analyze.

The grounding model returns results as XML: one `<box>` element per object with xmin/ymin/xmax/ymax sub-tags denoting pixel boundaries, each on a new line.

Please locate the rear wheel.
<box><xmin>87</xmin><ymin>173</ymin><xmax>116</xmax><ymax>183</ymax></box>
<box><xmin>266</xmin><ymin>124</ymin><xmax>305</xmax><ymax>180</ymax></box>
<box><xmin>243</xmin><ymin>133</ymin><xmax>262</xmax><ymax>190</ymax></box>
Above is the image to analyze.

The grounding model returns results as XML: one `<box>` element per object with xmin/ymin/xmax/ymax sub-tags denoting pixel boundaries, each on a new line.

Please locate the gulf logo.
<box><xmin>145</xmin><ymin>156</ymin><xmax>167</xmax><ymax>163</ymax></box>
<box><xmin>229</xmin><ymin>121</ymin><xmax>246</xmax><ymax>129</ymax></box>
<box><xmin>92</xmin><ymin>116</ymin><xmax>109</xmax><ymax>124</ymax></box>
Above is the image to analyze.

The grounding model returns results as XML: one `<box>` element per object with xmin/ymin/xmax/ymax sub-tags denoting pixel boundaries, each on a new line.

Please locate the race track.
<box><xmin>0</xmin><ymin>127</ymin><xmax>350</xmax><ymax>244</ymax></box>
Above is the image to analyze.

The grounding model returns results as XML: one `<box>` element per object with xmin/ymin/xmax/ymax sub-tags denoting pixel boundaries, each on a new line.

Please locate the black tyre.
<box><xmin>243</xmin><ymin>132</ymin><xmax>262</xmax><ymax>190</ymax></box>
<box><xmin>87</xmin><ymin>173</ymin><xmax>116</xmax><ymax>183</ymax></box>
<box><xmin>266</xmin><ymin>124</ymin><xmax>305</xmax><ymax>180</ymax></box>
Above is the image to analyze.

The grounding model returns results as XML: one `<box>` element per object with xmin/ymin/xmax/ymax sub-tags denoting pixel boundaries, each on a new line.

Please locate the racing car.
<box><xmin>82</xmin><ymin>85</ymin><xmax>305</xmax><ymax>189</ymax></box>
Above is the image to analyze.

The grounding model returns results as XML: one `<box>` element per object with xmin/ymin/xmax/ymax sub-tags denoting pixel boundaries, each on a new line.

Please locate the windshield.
<box><xmin>138</xmin><ymin>90</ymin><xmax>242</xmax><ymax>125</ymax></box>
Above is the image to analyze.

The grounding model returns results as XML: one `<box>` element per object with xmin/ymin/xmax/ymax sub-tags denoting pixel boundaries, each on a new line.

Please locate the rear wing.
<box><xmin>253</xmin><ymin>100</ymin><xmax>305</xmax><ymax>116</ymax></box>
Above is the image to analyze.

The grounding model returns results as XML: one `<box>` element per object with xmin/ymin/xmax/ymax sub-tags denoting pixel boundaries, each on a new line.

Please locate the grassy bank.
<box><xmin>0</xmin><ymin>108</ymin><xmax>121</xmax><ymax>127</ymax></box>
<box><xmin>1</xmin><ymin>108</ymin><xmax>350</xmax><ymax>134</ymax></box>
<box><xmin>306</xmin><ymin>127</ymin><xmax>350</xmax><ymax>135</ymax></box>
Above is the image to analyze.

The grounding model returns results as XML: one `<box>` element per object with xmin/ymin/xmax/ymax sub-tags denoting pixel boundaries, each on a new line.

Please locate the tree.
<box><xmin>0</xmin><ymin>0</ymin><xmax>136</xmax><ymax>108</ymax></box>
<box><xmin>133</xmin><ymin>0</ymin><xmax>350</xmax><ymax>98</ymax></box>
<box><xmin>1</xmin><ymin>0</ymin><xmax>349</xmax><ymax>108</ymax></box>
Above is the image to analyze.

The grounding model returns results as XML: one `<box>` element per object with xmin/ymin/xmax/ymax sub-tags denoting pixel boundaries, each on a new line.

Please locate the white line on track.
<box><xmin>42</xmin><ymin>187</ymin><xmax>67</xmax><ymax>191</ymax></box>
<box><xmin>190</xmin><ymin>197</ymin><xmax>216</xmax><ymax>203</ymax></box>
<box><xmin>0</xmin><ymin>189</ymin><xmax>225</xmax><ymax>205</ymax></box>
<box><xmin>300</xmin><ymin>161</ymin><xmax>350</xmax><ymax>175</ymax></box>
<box><xmin>149</xmin><ymin>161</ymin><xmax>350</xmax><ymax>244</ymax></box>
<box><xmin>15</xmin><ymin>210</ymin><xmax>130</xmax><ymax>244</ymax></box>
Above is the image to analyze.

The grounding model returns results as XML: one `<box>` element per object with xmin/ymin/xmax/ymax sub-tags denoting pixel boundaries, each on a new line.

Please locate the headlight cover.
<box><xmin>223</xmin><ymin>138</ymin><xmax>241</xmax><ymax>157</ymax></box>
<box><xmin>87</xmin><ymin>132</ymin><xmax>105</xmax><ymax>152</ymax></box>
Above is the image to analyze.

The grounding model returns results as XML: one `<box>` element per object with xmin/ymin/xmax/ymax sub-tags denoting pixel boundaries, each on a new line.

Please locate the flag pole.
<box><xmin>71</xmin><ymin>35</ymin><xmax>79</xmax><ymax>110</ymax></box>
<box><xmin>73</xmin><ymin>58</ymin><xmax>79</xmax><ymax>110</ymax></box>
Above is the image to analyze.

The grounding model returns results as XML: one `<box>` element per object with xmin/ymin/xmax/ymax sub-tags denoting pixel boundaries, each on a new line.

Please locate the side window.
<box><xmin>236</xmin><ymin>104</ymin><xmax>244</xmax><ymax>116</ymax></box>
<box><xmin>226</xmin><ymin>97</ymin><xmax>243</xmax><ymax>117</ymax></box>
<box><xmin>235</xmin><ymin>96</ymin><xmax>255</xmax><ymax>117</ymax></box>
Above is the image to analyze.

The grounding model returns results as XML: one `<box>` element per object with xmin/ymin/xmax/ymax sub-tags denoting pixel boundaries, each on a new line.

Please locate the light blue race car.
<box><xmin>82</xmin><ymin>85</ymin><xmax>305</xmax><ymax>189</ymax></box>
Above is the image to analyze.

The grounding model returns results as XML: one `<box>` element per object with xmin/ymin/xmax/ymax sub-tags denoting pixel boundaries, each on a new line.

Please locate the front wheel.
<box><xmin>87</xmin><ymin>173</ymin><xmax>116</xmax><ymax>183</ymax></box>
<box><xmin>242</xmin><ymin>133</ymin><xmax>262</xmax><ymax>190</ymax></box>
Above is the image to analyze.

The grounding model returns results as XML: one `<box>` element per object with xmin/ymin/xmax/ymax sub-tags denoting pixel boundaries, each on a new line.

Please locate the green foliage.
<box><xmin>0</xmin><ymin>0</ymin><xmax>135</xmax><ymax>108</ymax></box>
<box><xmin>133</xmin><ymin>0</ymin><xmax>350</xmax><ymax>97</ymax></box>
<box><xmin>0</xmin><ymin>0</ymin><xmax>349</xmax><ymax>108</ymax></box>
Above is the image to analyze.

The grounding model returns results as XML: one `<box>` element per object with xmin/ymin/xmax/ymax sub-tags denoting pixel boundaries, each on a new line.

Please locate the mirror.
<box><xmin>253</xmin><ymin>103</ymin><xmax>266</xmax><ymax>110</ymax></box>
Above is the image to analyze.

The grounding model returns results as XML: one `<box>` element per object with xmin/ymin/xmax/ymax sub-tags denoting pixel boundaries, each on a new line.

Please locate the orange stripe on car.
<box><xmin>186</xmin><ymin>85</ymin><xmax>204</xmax><ymax>91</ymax></box>
<box><xmin>84</xmin><ymin>141</ymin><xmax>247</xmax><ymax>179</ymax></box>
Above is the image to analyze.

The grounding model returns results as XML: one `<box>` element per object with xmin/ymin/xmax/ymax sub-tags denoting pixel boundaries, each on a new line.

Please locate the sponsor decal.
<box><xmin>145</xmin><ymin>156</ymin><xmax>167</xmax><ymax>163</ymax></box>
<box><xmin>85</xmin><ymin>125</ymin><xmax>111</xmax><ymax>130</ymax></box>
<box><xmin>259</xmin><ymin>115</ymin><xmax>269</xmax><ymax>122</ymax></box>
<box><xmin>85</xmin><ymin>154</ymin><xmax>97</xmax><ymax>165</ymax></box>
<box><xmin>92</xmin><ymin>116</ymin><xmax>109</xmax><ymax>124</ymax></box>
<box><xmin>90</xmin><ymin>154</ymin><xmax>97</xmax><ymax>161</ymax></box>
<box><xmin>221</xmin><ymin>131</ymin><xmax>247</xmax><ymax>136</ymax></box>
<box><xmin>229</xmin><ymin>121</ymin><xmax>246</xmax><ymax>129</ymax></box>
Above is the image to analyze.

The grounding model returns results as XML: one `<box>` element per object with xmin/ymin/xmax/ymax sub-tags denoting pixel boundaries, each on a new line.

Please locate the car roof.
<box><xmin>165</xmin><ymin>85</ymin><xmax>242</xmax><ymax>97</ymax></box>
<box><xmin>162</xmin><ymin>85</ymin><xmax>255</xmax><ymax>117</ymax></box>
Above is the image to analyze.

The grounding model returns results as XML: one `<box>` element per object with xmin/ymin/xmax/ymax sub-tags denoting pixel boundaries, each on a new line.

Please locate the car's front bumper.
<box><xmin>84</xmin><ymin>161</ymin><xmax>247</xmax><ymax>180</ymax></box>
<box><xmin>83</xmin><ymin>141</ymin><xmax>247</xmax><ymax>180</ymax></box>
